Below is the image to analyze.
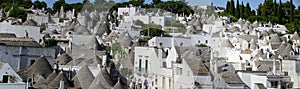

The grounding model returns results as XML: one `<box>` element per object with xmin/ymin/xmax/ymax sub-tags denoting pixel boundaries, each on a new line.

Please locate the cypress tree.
<box><xmin>289</xmin><ymin>0</ymin><xmax>294</xmax><ymax>22</ymax></box>
<box><xmin>225</xmin><ymin>1</ymin><xmax>230</xmax><ymax>13</ymax></box>
<box><xmin>273</xmin><ymin>0</ymin><xmax>277</xmax><ymax>16</ymax></box>
<box><xmin>257</xmin><ymin>4</ymin><xmax>263</xmax><ymax>16</ymax></box>
<box><xmin>230</xmin><ymin>0</ymin><xmax>235</xmax><ymax>16</ymax></box>
<box><xmin>235</xmin><ymin>0</ymin><xmax>240</xmax><ymax>18</ymax></box>
<box><xmin>278</xmin><ymin>0</ymin><xmax>283</xmax><ymax>17</ymax></box>
<box><xmin>240</xmin><ymin>1</ymin><xmax>244</xmax><ymax>19</ymax></box>
<box><xmin>245</xmin><ymin>3</ymin><xmax>251</xmax><ymax>19</ymax></box>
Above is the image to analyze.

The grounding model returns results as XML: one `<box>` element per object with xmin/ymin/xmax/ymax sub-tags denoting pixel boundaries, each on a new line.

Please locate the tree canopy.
<box><xmin>221</xmin><ymin>0</ymin><xmax>300</xmax><ymax>35</ymax></box>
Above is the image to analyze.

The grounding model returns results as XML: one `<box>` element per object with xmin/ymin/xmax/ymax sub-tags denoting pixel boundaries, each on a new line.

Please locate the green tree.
<box><xmin>53</xmin><ymin>0</ymin><xmax>66</xmax><ymax>12</ymax></box>
<box><xmin>240</xmin><ymin>1</ymin><xmax>244</xmax><ymax>18</ymax></box>
<box><xmin>244</xmin><ymin>3</ymin><xmax>251</xmax><ymax>19</ymax></box>
<box><xmin>278</xmin><ymin>0</ymin><xmax>284</xmax><ymax>18</ymax></box>
<box><xmin>134</xmin><ymin>20</ymin><xmax>144</xmax><ymax>27</ymax></box>
<box><xmin>94</xmin><ymin>0</ymin><xmax>107</xmax><ymax>5</ymax></box>
<box><xmin>257</xmin><ymin>4</ymin><xmax>263</xmax><ymax>16</ymax></box>
<box><xmin>138</xmin><ymin>0</ymin><xmax>145</xmax><ymax>5</ymax></box>
<box><xmin>40</xmin><ymin>1</ymin><xmax>47</xmax><ymax>9</ymax></box>
<box><xmin>229</xmin><ymin>0</ymin><xmax>235</xmax><ymax>16</ymax></box>
<box><xmin>273</xmin><ymin>0</ymin><xmax>278</xmax><ymax>16</ymax></box>
<box><xmin>225</xmin><ymin>1</ymin><xmax>230</xmax><ymax>13</ymax></box>
<box><xmin>289</xmin><ymin>0</ymin><xmax>294</xmax><ymax>22</ymax></box>
<box><xmin>21</xmin><ymin>0</ymin><xmax>33</xmax><ymax>9</ymax></box>
<box><xmin>153</xmin><ymin>0</ymin><xmax>161</xmax><ymax>5</ymax></box>
<box><xmin>235</xmin><ymin>0</ymin><xmax>240</xmax><ymax>18</ymax></box>
<box><xmin>9</xmin><ymin>7</ymin><xmax>28</xmax><ymax>22</ymax></box>
<box><xmin>33</xmin><ymin>0</ymin><xmax>41</xmax><ymax>9</ymax></box>
<box><xmin>83</xmin><ymin>0</ymin><xmax>90</xmax><ymax>4</ymax></box>
<box><xmin>45</xmin><ymin>38</ymin><xmax>58</xmax><ymax>47</ymax></box>
<box><xmin>141</xmin><ymin>28</ymin><xmax>170</xmax><ymax>37</ymax></box>
<box><xmin>261</xmin><ymin>0</ymin><xmax>273</xmax><ymax>18</ymax></box>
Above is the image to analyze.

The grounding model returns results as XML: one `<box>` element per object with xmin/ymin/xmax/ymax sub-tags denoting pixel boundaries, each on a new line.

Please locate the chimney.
<box><xmin>59</xmin><ymin>80</ymin><xmax>64</xmax><ymax>89</ymax></box>
<box><xmin>102</xmin><ymin>55</ymin><xmax>107</xmax><ymax>66</ymax></box>
<box><xmin>273</xmin><ymin>58</ymin><xmax>276</xmax><ymax>75</ymax></box>
<box><xmin>72</xmin><ymin>9</ymin><xmax>75</xmax><ymax>18</ymax></box>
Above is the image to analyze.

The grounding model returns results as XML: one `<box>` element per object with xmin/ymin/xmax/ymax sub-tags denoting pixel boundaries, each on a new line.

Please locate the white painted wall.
<box><xmin>282</xmin><ymin>60</ymin><xmax>300</xmax><ymax>88</ymax></box>
<box><xmin>190</xmin><ymin>34</ymin><xmax>211</xmax><ymax>47</ymax></box>
<box><xmin>0</xmin><ymin>22</ymin><xmax>42</xmax><ymax>42</ymax></box>
<box><xmin>237</xmin><ymin>72</ymin><xmax>269</xmax><ymax>89</ymax></box>
<box><xmin>148</xmin><ymin>37</ymin><xmax>193</xmax><ymax>48</ymax></box>
<box><xmin>0</xmin><ymin>83</ymin><xmax>26</xmax><ymax>89</ymax></box>
<box><xmin>0</xmin><ymin>63</ymin><xmax>23</xmax><ymax>83</ymax></box>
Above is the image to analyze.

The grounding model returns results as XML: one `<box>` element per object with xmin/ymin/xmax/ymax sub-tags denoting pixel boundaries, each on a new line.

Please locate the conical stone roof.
<box><xmin>281</xmin><ymin>44</ymin><xmax>294</xmax><ymax>57</ymax></box>
<box><xmin>33</xmin><ymin>75</ymin><xmax>46</xmax><ymax>88</ymax></box>
<box><xmin>22</xmin><ymin>19</ymin><xmax>37</xmax><ymax>26</ymax></box>
<box><xmin>56</xmin><ymin>53</ymin><xmax>73</xmax><ymax>65</ymax></box>
<box><xmin>73</xmin><ymin>65</ymin><xmax>95</xmax><ymax>89</ymax></box>
<box><xmin>291</xmin><ymin>32</ymin><xmax>300</xmax><ymax>40</ymax></box>
<box><xmin>221</xmin><ymin>39</ymin><xmax>234</xmax><ymax>48</ymax></box>
<box><xmin>48</xmin><ymin>71</ymin><xmax>70</xmax><ymax>89</ymax></box>
<box><xmin>18</xmin><ymin>55</ymin><xmax>53</xmax><ymax>82</ymax></box>
<box><xmin>96</xmin><ymin>23</ymin><xmax>110</xmax><ymax>36</ymax></box>
<box><xmin>44</xmin><ymin>71</ymin><xmax>58</xmax><ymax>85</ymax></box>
<box><xmin>117</xmin><ymin>32</ymin><xmax>132</xmax><ymax>47</ymax></box>
<box><xmin>112</xmin><ymin>78</ymin><xmax>127</xmax><ymax>89</ymax></box>
<box><xmin>89</xmin><ymin>68</ymin><xmax>113</xmax><ymax>89</ymax></box>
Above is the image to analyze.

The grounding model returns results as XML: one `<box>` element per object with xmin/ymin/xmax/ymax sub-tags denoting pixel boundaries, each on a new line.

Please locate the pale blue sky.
<box><xmin>35</xmin><ymin>0</ymin><xmax>299</xmax><ymax>10</ymax></box>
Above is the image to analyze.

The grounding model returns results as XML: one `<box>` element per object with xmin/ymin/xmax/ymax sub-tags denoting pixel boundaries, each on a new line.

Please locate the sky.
<box><xmin>35</xmin><ymin>0</ymin><xmax>300</xmax><ymax>10</ymax></box>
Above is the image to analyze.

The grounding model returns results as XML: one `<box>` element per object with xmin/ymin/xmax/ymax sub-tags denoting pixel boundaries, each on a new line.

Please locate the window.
<box><xmin>139</xmin><ymin>59</ymin><xmax>142</xmax><ymax>71</ymax></box>
<box><xmin>2</xmin><ymin>75</ymin><xmax>9</xmax><ymax>83</ymax></box>
<box><xmin>145</xmin><ymin>60</ymin><xmax>148</xmax><ymax>72</ymax></box>
<box><xmin>177</xmin><ymin>67</ymin><xmax>182</xmax><ymax>75</ymax></box>
<box><xmin>163</xmin><ymin>62</ymin><xmax>167</xmax><ymax>68</ymax></box>
<box><xmin>30</xmin><ymin>60</ymin><xmax>35</xmax><ymax>65</ymax></box>
<box><xmin>205</xmin><ymin>40</ymin><xmax>208</xmax><ymax>43</ymax></box>
<box><xmin>180</xmin><ymin>43</ymin><xmax>183</xmax><ymax>46</ymax></box>
<box><xmin>159</xmin><ymin>43</ymin><xmax>163</xmax><ymax>46</ymax></box>
<box><xmin>162</xmin><ymin>77</ymin><xmax>165</xmax><ymax>89</ymax></box>
<box><xmin>169</xmin><ymin>79</ymin><xmax>172</xmax><ymax>88</ymax></box>
<box><xmin>271</xmin><ymin>81</ymin><xmax>278</xmax><ymax>88</ymax></box>
<box><xmin>198</xmin><ymin>40</ymin><xmax>200</xmax><ymax>43</ymax></box>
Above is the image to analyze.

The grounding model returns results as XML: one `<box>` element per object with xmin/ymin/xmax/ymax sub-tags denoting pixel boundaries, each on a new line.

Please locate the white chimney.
<box><xmin>72</xmin><ymin>9</ymin><xmax>75</xmax><ymax>18</ymax></box>
<box><xmin>273</xmin><ymin>58</ymin><xmax>276</xmax><ymax>75</ymax></box>
<box><xmin>59</xmin><ymin>80</ymin><xmax>64</xmax><ymax>89</ymax></box>
<box><xmin>102</xmin><ymin>55</ymin><xmax>107</xmax><ymax>66</ymax></box>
